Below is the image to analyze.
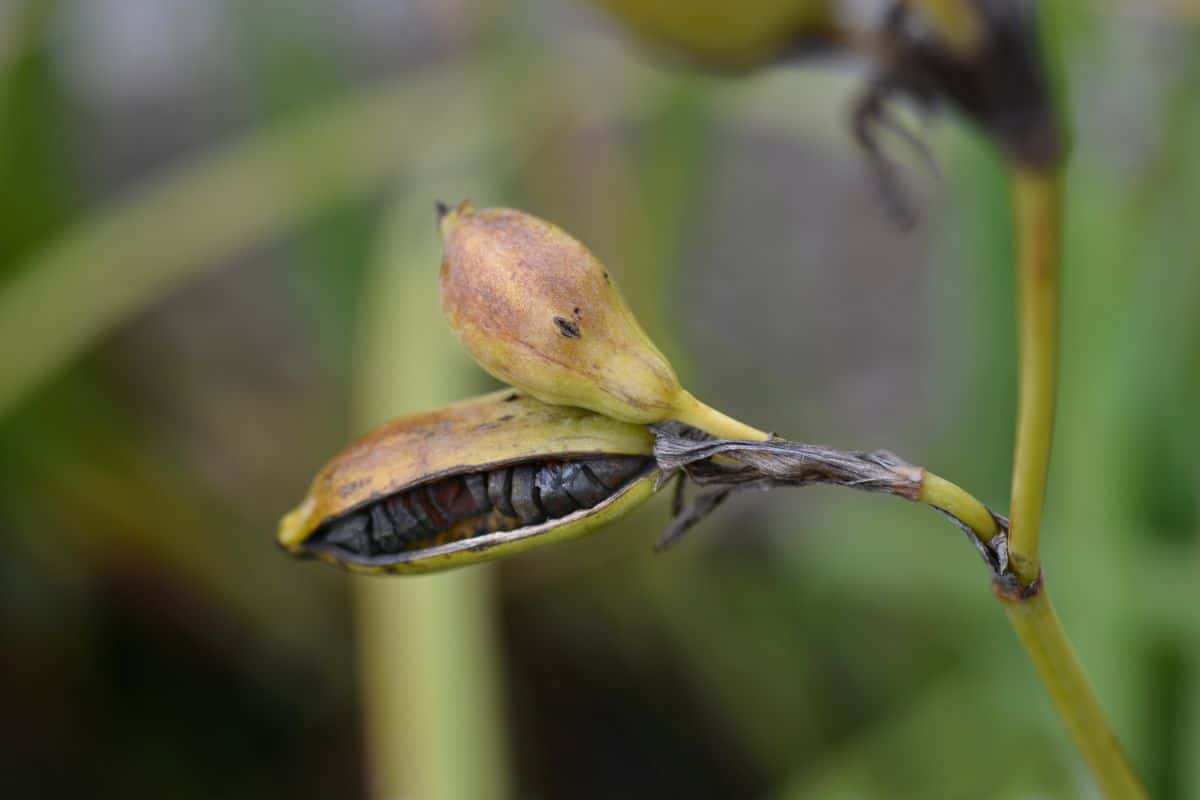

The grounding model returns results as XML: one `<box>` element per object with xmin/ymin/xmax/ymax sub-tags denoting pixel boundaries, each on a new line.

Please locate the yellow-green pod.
<box><xmin>439</xmin><ymin>201</ymin><xmax>682</xmax><ymax>426</ymax></box>
<box><xmin>278</xmin><ymin>389</ymin><xmax>660</xmax><ymax>574</ymax></box>
<box><xmin>439</xmin><ymin>201</ymin><xmax>769</xmax><ymax>442</ymax></box>
<box><xmin>593</xmin><ymin>0</ymin><xmax>836</xmax><ymax>70</ymax></box>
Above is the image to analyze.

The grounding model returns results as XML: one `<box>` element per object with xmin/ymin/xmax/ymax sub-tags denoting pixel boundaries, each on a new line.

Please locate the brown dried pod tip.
<box><xmin>438</xmin><ymin>200</ymin><xmax>767</xmax><ymax>441</ymax></box>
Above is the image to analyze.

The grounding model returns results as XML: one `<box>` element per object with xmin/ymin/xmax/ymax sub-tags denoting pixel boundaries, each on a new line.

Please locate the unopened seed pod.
<box><xmin>278</xmin><ymin>390</ymin><xmax>660</xmax><ymax>574</ymax></box>
<box><xmin>439</xmin><ymin>201</ymin><xmax>767</xmax><ymax>441</ymax></box>
<box><xmin>593</xmin><ymin>0</ymin><xmax>836</xmax><ymax>70</ymax></box>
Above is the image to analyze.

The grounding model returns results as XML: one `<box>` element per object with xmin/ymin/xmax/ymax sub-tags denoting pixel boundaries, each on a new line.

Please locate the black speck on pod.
<box><xmin>554</xmin><ymin>316</ymin><xmax>582</xmax><ymax>338</ymax></box>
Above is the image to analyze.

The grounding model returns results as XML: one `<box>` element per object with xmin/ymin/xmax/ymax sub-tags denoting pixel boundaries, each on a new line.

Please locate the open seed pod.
<box><xmin>439</xmin><ymin>201</ymin><xmax>766</xmax><ymax>441</ymax></box>
<box><xmin>278</xmin><ymin>389</ymin><xmax>660</xmax><ymax>574</ymax></box>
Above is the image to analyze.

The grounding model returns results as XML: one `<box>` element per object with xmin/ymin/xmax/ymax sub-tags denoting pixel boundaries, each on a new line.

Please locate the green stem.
<box><xmin>1001</xmin><ymin>170</ymin><xmax>1146</xmax><ymax>794</ymax></box>
<box><xmin>355</xmin><ymin>573</ymin><xmax>508</xmax><ymax>799</ymax></box>
<box><xmin>352</xmin><ymin>197</ymin><xmax>510</xmax><ymax>800</ymax></box>
<box><xmin>902</xmin><ymin>6</ymin><xmax>1138</xmax><ymax>786</ymax></box>
<box><xmin>918</xmin><ymin>471</ymin><xmax>1000</xmax><ymax>543</ymax></box>
<box><xmin>1007</xmin><ymin>170</ymin><xmax>1062</xmax><ymax>587</ymax></box>
<box><xmin>997</xmin><ymin>582</ymin><xmax>1147</xmax><ymax>798</ymax></box>
<box><xmin>673</xmin><ymin>390</ymin><xmax>772</xmax><ymax>441</ymax></box>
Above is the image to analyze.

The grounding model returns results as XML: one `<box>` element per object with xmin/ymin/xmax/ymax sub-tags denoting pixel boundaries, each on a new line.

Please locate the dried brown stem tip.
<box><xmin>852</xmin><ymin>0</ymin><xmax>1064</xmax><ymax>225</ymax></box>
<box><xmin>650</xmin><ymin>424</ymin><xmax>1011</xmax><ymax>576</ymax></box>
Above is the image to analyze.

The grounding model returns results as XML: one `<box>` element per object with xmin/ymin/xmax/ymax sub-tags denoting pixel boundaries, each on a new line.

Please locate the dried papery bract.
<box><xmin>278</xmin><ymin>390</ymin><xmax>660</xmax><ymax>574</ymax></box>
<box><xmin>439</xmin><ymin>201</ymin><xmax>767</xmax><ymax>441</ymax></box>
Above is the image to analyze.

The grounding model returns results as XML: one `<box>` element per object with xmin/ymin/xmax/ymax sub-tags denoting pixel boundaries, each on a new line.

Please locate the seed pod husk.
<box><xmin>278</xmin><ymin>389</ymin><xmax>660</xmax><ymax>574</ymax></box>
<box><xmin>439</xmin><ymin>201</ymin><xmax>686</xmax><ymax>425</ymax></box>
<box><xmin>438</xmin><ymin>201</ymin><xmax>769</xmax><ymax>442</ymax></box>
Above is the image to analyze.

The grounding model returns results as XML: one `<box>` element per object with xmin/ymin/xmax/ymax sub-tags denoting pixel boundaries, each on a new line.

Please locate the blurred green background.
<box><xmin>1</xmin><ymin>1</ymin><xmax>1197</xmax><ymax>797</ymax></box>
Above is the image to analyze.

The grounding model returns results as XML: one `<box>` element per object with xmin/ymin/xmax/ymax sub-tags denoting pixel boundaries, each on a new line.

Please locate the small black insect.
<box><xmin>308</xmin><ymin>456</ymin><xmax>651</xmax><ymax>562</ymax></box>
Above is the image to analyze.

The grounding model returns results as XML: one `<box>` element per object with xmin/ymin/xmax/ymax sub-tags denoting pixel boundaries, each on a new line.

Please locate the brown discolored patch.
<box><xmin>991</xmin><ymin>572</ymin><xmax>1044</xmax><ymax>603</ymax></box>
<box><xmin>338</xmin><ymin>477</ymin><xmax>371</xmax><ymax>499</ymax></box>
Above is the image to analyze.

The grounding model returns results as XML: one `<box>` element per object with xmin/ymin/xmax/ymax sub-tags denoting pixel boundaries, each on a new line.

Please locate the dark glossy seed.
<box><xmin>559</xmin><ymin>461</ymin><xmax>610</xmax><ymax>508</ymax></box>
<box><xmin>371</xmin><ymin>503</ymin><xmax>403</xmax><ymax>553</ymax></box>
<box><xmin>310</xmin><ymin>454</ymin><xmax>652</xmax><ymax>566</ymax></box>
<box><xmin>385</xmin><ymin>494</ymin><xmax>430</xmax><ymax>541</ymax></box>
<box><xmin>464</xmin><ymin>472</ymin><xmax>490</xmax><ymax>513</ymax></box>
<box><xmin>585</xmin><ymin>456</ymin><xmax>648</xmax><ymax>490</ymax></box>
<box><xmin>488</xmin><ymin>467</ymin><xmax>516</xmax><ymax>517</ymax></box>
<box><xmin>420</xmin><ymin>485</ymin><xmax>451</xmax><ymax>528</ymax></box>
<box><xmin>534</xmin><ymin>463</ymin><xmax>579</xmax><ymax>518</ymax></box>
<box><xmin>326</xmin><ymin>512</ymin><xmax>370</xmax><ymax>555</ymax></box>
<box><xmin>408</xmin><ymin>489</ymin><xmax>442</xmax><ymax>533</ymax></box>
<box><xmin>510</xmin><ymin>464</ymin><xmax>545</xmax><ymax>525</ymax></box>
<box><xmin>427</xmin><ymin>476</ymin><xmax>476</xmax><ymax>524</ymax></box>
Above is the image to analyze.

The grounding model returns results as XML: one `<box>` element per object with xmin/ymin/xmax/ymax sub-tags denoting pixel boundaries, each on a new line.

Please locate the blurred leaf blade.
<box><xmin>0</xmin><ymin>57</ymin><xmax>491</xmax><ymax>418</ymax></box>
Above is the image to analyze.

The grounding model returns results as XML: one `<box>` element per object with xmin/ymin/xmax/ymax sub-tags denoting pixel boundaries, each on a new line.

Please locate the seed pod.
<box><xmin>278</xmin><ymin>389</ymin><xmax>660</xmax><ymax>574</ymax></box>
<box><xmin>438</xmin><ymin>201</ymin><xmax>769</xmax><ymax>442</ymax></box>
<box><xmin>593</xmin><ymin>0</ymin><xmax>836</xmax><ymax>70</ymax></box>
<box><xmin>439</xmin><ymin>201</ymin><xmax>682</xmax><ymax>425</ymax></box>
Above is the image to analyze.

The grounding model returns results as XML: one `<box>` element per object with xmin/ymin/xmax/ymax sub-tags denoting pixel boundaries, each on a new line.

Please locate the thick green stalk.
<box><xmin>352</xmin><ymin>196</ymin><xmax>510</xmax><ymax>800</ymax></box>
<box><xmin>906</xmin><ymin>3</ymin><xmax>1143</xmax><ymax>793</ymax></box>
<box><xmin>997</xmin><ymin>583</ymin><xmax>1146</xmax><ymax>798</ymax></box>
<box><xmin>1001</xmin><ymin>168</ymin><xmax>1144</xmax><ymax>796</ymax></box>
<box><xmin>918</xmin><ymin>472</ymin><xmax>1000</xmax><ymax>543</ymax></box>
<box><xmin>1007</xmin><ymin>170</ymin><xmax>1063</xmax><ymax>585</ymax></box>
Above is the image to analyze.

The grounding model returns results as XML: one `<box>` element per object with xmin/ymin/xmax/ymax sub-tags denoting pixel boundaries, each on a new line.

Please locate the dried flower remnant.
<box><xmin>854</xmin><ymin>0</ymin><xmax>1064</xmax><ymax>222</ymax></box>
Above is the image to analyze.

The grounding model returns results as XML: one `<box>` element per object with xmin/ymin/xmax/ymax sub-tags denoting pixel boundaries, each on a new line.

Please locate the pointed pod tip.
<box><xmin>437</xmin><ymin>197</ymin><xmax>475</xmax><ymax>239</ymax></box>
<box><xmin>277</xmin><ymin>496</ymin><xmax>316</xmax><ymax>549</ymax></box>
